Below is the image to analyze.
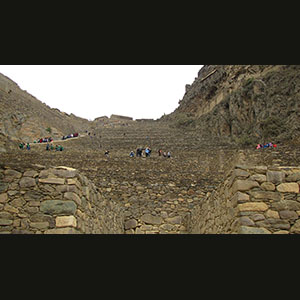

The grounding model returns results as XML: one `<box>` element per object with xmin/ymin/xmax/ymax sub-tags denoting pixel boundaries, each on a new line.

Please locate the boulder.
<box><xmin>40</xmin><ymin>200</ymin><xmax>77</xmax><ymax>215</ymax></box>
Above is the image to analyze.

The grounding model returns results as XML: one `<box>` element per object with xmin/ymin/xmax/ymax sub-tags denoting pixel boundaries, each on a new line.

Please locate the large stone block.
<box><xmin>286</xmin><ymin>172</ymin><xmax>300</xmax><ymax>182</ymax></box>
<box><xmin>271</xmin><ymin>200</ymin><xmax>300</xmax><ymax>211</ymax></box>
<box><xmin>239</xmin><ymin>226</ymin><xmax>271</xmax><ymax>234</ymax></box>
<box><xmin>56</xmin><ymin>216</ymin><xmax>77</xmax><ymax>228</ymax></box>
<box><xmin>53</xmin><ymin>166</ymin><xmax>78</xmax><ymax>178</ymax></box>
<box><xmin>266</xmin><ymin>171</ymin><xmax>285</xmax><ymax>184</ymax></box>
<box><xmin>277</xmin><ymin>183</ymin><xmax>299</xmax><ymax>193</ymax></box>
<box><xmin>279</xmin><ymin>210</ymin><xmax>298</xmax><ymax>219</ymax></box>
<box><xmin>249</xmin><ymin>174</ymin><xmax>266</xmax><ymax>183</ymax></box>
<box><xmin>39</xmin><ymin>178</ymin><xmax>65</xmax><ymax>185</ymax></box>
<box><xmin>249</xmin><ymin>191</ymin><xmax>282</xmax><ymax>201</ymax></box>
<box><xmin>64</xmin><ymin>192</ymin><xmax>81</xmax><ymax>206</ymax></box>
<box><xmin>265</xmin><ymin>210</ymin><xmax>279</xmax><ymax>219</ymax></box>
<box><xmin>19</xmin><ymin>177</ymin><xmax>36</xmax><ymax>188</ymax></box>
<box><xmin>0</xmin><ymin>193</ymin><xmax>8</xmax><ymax>203</ymax></box>
<box><xmin>140</xmin><ymin>213</ymin><xmax>163</xmax><ymax>225</ymax></box>
<box><xmin>4</xmin><ymin>169</ymin><xmax>22</xmax><ymax>179</ymax></box>
<box><xmin>124</xmin><ymin>219</ymin><xmax>138</xmax><ymax>230</ymax></box>
<box><xmin>232</xmin><ymin>180</ymin><xmax>259</xmax><ymax>193</ymax></box>
<box><xmin>44</xmin><ymin>227</ymin><xmax>79</xmax><ymax>234</ymax></box>
<box><xmin>237</xmin><ymin>202</ymin><xmax>269</xmax><ymax>212</ymax></box>
<box><xmin>165</xmin><ymin>215</ymin><xmax>182</xmax><ymax>224</ymax></box>
<box><xmin>0</xmin><ymin>219</ymin><xmax>13</xmax><ymax>226</ymax></box>
<box><xmin>40</xmin><ymin>200</ymin><xmax>77</xmax><ymax>215</ymax></box>
<box><xmin>261</xmin><ymin>182</ymin><xmax>275</xmax><ymax>191</ymax></box>
<box><xmin>30</xmin><ymin>222</ymin><xmax>50</xmax><ymax>230</ymax></box>
<box><xmin>0</xmin><ymin>182</ymin><xmax>8</xmax><ymax>193</ymax></box>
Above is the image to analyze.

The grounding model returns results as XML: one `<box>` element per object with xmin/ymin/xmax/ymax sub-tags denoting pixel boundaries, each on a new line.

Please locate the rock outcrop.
<box><xmin>162</xmin><ymin>65</ymin><xmax>300</xmax><ymax>145</ymax></box>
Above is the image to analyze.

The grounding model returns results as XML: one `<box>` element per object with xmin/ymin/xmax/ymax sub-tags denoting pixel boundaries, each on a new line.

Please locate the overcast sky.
<box><xmin>0</xmin><ymin>65</ymin><xmax>203</xmax><ymax>120</ymax></box>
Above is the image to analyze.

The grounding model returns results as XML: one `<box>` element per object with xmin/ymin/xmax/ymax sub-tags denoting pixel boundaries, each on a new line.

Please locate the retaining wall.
<box><xmin>0</xmin><ymin>165</ymin><xmax>124</xmax><ymax>234</ymax></box>
<box><xmin>189</xmin><ymin>164</ymin><xmax>300</xmax><ymax>234</ymax></box>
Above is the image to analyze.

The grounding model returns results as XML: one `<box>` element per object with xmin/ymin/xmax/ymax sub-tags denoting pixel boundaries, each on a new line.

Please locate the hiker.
<box><xmin>129</xmin><ymin>151</ymin><xmax>134</xmax><ymax>157</ymax></box>
<box><xmin>26</xmin><ymin>143</ymin><xmax>30</xmax><ymax>150</ymax></box>
<box><xmin>46</xmin><ymin>143</ymin><xmax>50</xmax><ymax>151</ymax></box>
<box><xmin>105</xmin><ymin>150</ymin><xmax>110</xmax><ymax>157</ymax></box>
<box><xmin>145</xmin><ymin>147</ymin><xmax>150</xmax><ymax>157</ymax></box>
<box><xmin>19</xmin><ymin>143</ymin><xmax>24</xmax><ymax>149</ymax></box>
<box><xmin>136</xmin><ymin>148</ymin><xmax>142</xmax><ymax>157</ymax></box>
<box><xmin>167</xmin><ymin>151</ymin><xmax>171</xmax><ymax>158</ymax></box>
<box><xmin>256</xmin><ymin>144</ymin><xmax>261</xmax><ymax>149</ymax></box>
<box><xmin>158</xmin><ymin>149</ymin><xmax>162</xmax><ymax>156</ymax></box>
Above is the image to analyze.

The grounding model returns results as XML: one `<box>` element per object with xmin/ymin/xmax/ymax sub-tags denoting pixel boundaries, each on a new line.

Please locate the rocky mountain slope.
<box><xmin>0</xmin><ymin>72</ymin><xmax>91</xmax><ymax>152</ymax></box>
<box><xmin>2</xmin><ymin>65</ymin><xmax>300</xmax><ymax>152</ymax></box>
<box><xmin>161</xmin><ymin>65</ymin><xmax>300</xmax><ymax>145</ymax></box>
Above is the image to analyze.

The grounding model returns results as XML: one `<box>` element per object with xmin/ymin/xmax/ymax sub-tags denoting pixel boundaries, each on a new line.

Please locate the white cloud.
<box><xmin>0</xmin><ymin>65</ymin><xmax>203</xmax><ymax>120</ymax></box>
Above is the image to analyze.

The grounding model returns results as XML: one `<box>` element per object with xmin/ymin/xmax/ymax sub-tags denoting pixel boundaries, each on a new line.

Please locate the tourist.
<box><xmin>167</xmin><ymin>151</ymin><xmax>171</xmax><ymax>158</ymax></box>
<box><xmin>145</xmin><ymin>147</ymin><xmax>150</xmax><ymax>157</ymax></box>
<box><xmin>136</xmin><ymin>148</ymin><xmax>142</xmax><ymax>157</ymax></box>
<box><xmin>46</xmin><ymin>143</ymin><xmax>50</xmax><ymax>151</ymax></box>
<box><xmin>26</xmin><ymin>143</ymin><xmax>30</xmax><ymax>150</ymax></box>
<box><xmin>105</xmin><ymin>150</ymin><xmax>110</xmax><ymax>157</ymax></box>
<box><xmin>19</xmin><ymin>143</ymin><xmax>24</xmax><ymax>150</ymax></box>
<box><xmin>129</xmin><ymin>151</ymin><xmax>134</xmax><ymax>157</ymax></box>
<box><xmin>158</xmin><ymin>149</ymin><xmax>162</xmax><ymax>156</ymax></box>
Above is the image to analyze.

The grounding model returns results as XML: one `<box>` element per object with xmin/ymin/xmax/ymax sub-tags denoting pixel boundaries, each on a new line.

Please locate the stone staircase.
<box><xmin>2</xmin><ymin>120</ymin><xmax>300</xmax><ymax>233</ymax></box>
<box><xmin>1</xmin><ymin>121</ymin><xmax>239</xmax><ymax>233</ymax></box>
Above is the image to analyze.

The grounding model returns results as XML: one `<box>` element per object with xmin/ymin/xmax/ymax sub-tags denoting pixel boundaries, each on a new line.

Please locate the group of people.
<box><xmin>158</xmin><ymin>149</ymin><xmax>171</xmax><ymax>158</ymax></box>
<box><xmin>19</xmin><ymin>142</ymin><xmax>30</xmax><ymax>150</ymax></box>
<box><xmin>62</xmin><ymin>133</ymin><xmax>78</xmax><ymax>140</ymax></box>
<box><xmin>46</xmin><ymin>143</ymin><xmax>64</xmax><ymax>151</ymax></box>
<box><xmin>134</xmin><ymin>147</ymin><xmax>152</xmax><ymax>157</ymax></box>
<box><xmin>34</xmin><ymin>137</ymin><xmax>53</xmax><ymax>143</ymax></box>
<box><xmin>256</xmin><ymin>142</ymin><xmax>277</xmax><ymax>149</ymax></box>
<box><xmin>128</xmin><ymin>147</ymin><xmax>171</xmax><ymax>158</ymax></box>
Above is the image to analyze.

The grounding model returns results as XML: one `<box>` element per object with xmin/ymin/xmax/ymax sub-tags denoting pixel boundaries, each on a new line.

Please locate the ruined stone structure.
<box><xmin>2</xmin><ymin>65</ymin><xmax>300</xmax><ymax>234</ymax></box>
<box><xmin>190</xmin><ymin>164</ymin><xmax>300</xmax><ymax>234</ymax></box>
<box><xmin>0</xmin><ymin>165</ymin><xmax>124</xmax><ymax>234</ymax></box>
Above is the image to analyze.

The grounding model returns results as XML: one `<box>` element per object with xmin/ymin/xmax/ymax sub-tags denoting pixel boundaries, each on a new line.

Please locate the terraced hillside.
<box><xmin>0</xmin><ymin>121</ymin><xmax>240</xmax><ymax>233</ymax></box>
<box><xmin>2</xmin><ymin>65</ymin><xmax>300</xmax><ymax>233</ymax></box>
<box><xmin>3</xmin><ymin>119</ymin><xmax>300</xmax><ymax>233</ymax></box>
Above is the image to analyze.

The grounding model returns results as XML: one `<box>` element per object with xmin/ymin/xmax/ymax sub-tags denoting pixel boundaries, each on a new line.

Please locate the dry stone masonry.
<box><xmin>189</xmin><ymin>164</ymin><xmax>300</xmax><ymax>234</ymax></box>
<box><xmin>2</xmin><ymin>159</ymin><xmax>300</xmax><ymax>233</ymax></box>
<box><xmin>0</xmin><ymin>165</ymin><xmax>124</xmax><ymax>234</ymax></box>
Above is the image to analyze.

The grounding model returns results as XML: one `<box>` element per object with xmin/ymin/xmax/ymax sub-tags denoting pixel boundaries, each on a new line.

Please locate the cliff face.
<box><xmin>0</xmin><ymin>73</ymin><xmax>91</xmax><ymax>152</ymax></box>
<box><xmin>162</xmin><ymin>65</ymin><xmax>300</xmax><ymax>144</ymax></box>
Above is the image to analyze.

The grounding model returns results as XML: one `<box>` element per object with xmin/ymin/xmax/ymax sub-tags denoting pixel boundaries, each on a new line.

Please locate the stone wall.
<box><xmin>110</xmin><ymin>114</ymin><xmax>133</xmax><ymax>121</ymax></box>
<box><xmin>189</xmin><ymin>164</ymin><xmax>300</xmax><ymax>234</ymax></box>
<box><xmin>0</xmin><ymin>165</ymin><xmax>124</xmax><ymax>234</ymax></box>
